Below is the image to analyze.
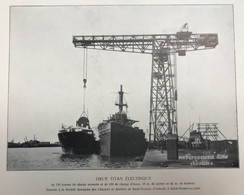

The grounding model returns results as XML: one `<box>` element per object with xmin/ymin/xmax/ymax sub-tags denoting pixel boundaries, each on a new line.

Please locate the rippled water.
<box><xmin>7</xmin><ymin>147</ymin><xmax>143</xmax><ymax>171</ymax></box>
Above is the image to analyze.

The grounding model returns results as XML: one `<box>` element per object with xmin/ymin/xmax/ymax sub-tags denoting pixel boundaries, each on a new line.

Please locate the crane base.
<box><xmin>167</xmin><ymin>134</ymin><xmax>178</xmax><ymax>160</ymax></box>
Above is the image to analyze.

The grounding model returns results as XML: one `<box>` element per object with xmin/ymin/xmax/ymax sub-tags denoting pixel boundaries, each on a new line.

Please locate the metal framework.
<box><xmin>73</xmin><ymin>29</ymin><xmax>218</xmax><ymax>143</ymax></box>
<box><xmin>179</xmin><ymin>122</ymin><xmax>227</xmax><ymax>142</ymax></box>
<box><xmin>197</xmin><ymin>123</ymin><xmax>227</xmax><ymax>141</ymax></box>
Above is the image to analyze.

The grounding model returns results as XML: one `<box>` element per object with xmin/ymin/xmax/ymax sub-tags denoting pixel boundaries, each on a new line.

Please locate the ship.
<box><xmin>98</xmin><ymin>85</ymin><xmax>148</xmax><ymax>157</ymax></box>
<box><xmin>8</xmin><ymin>136</ymin><xmax>60</xmax><ymax>148</ymax></box>
<box><xmin>58</xmin><ymin>115</ymin><xmax>100</xmax><ymax>155</ymax></box>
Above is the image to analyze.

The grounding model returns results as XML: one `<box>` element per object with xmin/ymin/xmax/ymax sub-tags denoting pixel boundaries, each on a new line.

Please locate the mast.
<box><xmin>115</xmin><ymin>85</ymin><xmax>127</xmax><ymax>113</ymax></box>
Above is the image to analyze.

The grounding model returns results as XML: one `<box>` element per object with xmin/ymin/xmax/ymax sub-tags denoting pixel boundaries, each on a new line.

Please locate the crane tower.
<box><xmin>72</xmin><ymin>24</ymin><xmax>218</xmax><ymax>159</ymax></box>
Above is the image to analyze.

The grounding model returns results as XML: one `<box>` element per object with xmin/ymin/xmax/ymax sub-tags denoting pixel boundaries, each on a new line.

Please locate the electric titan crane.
<box><xmin>72</xmin><ymin>24</ymin><xmax>218</xmax><ymax>159</ymax></box>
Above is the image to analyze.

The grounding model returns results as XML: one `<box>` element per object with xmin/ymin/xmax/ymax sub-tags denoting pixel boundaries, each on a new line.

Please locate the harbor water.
<box><xmin>7</xmin><ymin>147</ymin><xmax>143</xmax><ymax>171</ymax></box>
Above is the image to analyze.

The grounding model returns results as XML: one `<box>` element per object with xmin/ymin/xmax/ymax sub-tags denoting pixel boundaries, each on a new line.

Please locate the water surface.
<box><xmin>7</xmin><ymin>147</ymin><xmax>143</xmax><ymax>171</ymax></box>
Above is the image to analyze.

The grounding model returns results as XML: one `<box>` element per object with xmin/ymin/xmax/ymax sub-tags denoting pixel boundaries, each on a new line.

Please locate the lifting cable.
<box><xmin>83</xmin><ymin>48</ymin><xmax>88</xmax><ymax>88</ymax></box>
<box><xmin>82</xmin><ymin>48</ymin><xmax>88</xmax><ymax>115</ymax></box>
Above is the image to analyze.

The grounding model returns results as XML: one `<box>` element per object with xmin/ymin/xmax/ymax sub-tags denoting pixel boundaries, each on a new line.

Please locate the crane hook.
<box><xmin>83</xmin><ymin>78</ymin><xmax>87</xmax><ymax>88</ymax></box>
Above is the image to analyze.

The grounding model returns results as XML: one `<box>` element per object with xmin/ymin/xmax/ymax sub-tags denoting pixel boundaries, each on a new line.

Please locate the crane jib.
<box><xmin>73</xmin><ymin>33</ymin><xmax>218</xmax><ymax>53</ymax></box>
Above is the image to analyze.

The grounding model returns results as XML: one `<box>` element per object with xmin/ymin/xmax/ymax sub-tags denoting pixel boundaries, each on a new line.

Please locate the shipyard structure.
<box><xmin>65</xmin><ymin>24</ymin><xmax>238</xmax><ymax>168</ymax></box>
<box><xmin>72</xmin><ymin>23</ymin><xmax>219</xmax><ymax>160</ymax></box>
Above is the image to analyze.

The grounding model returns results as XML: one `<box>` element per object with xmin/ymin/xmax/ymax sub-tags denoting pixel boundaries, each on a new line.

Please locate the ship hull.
<box><xmin>58</xmin><ymin>131</ymin><xmax>100</xmax><ymax>155</ymax></box>
<box><xmin>98</xmin><ymin>122</ymin><xmax>148</xmax><ymax>157</ymax></box>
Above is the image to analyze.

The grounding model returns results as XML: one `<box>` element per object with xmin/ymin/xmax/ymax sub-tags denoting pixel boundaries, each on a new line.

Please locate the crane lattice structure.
<box><xmin>197</xmin><ymin>123</ymin><xmax>227</xmax><ymax>141</ymax></box>
<box><xmin>73</xmin><ymin>24</ymin><xmax>218</xmax><ymax>145</ymax></box>
<box><xmin>179</xmin><ymin>122</ymin><xmax>227</xmax><ymax>142</ymax></box>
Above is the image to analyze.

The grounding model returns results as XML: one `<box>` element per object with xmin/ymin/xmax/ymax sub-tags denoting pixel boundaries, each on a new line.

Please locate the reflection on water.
<box><xmin>7</xmin><ymin>147</ymin><xmax>143</xmax><ymax>171</ymax></box>
<box><xmin>59</xmin><ymin>153</ymin><xmax>143</xmax><ymax>169</ymax></box>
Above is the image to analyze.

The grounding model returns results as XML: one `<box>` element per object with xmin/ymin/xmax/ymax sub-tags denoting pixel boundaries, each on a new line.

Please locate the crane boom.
<box><xmin>73</xmin><ymin>33</ymin><xmax>218</xmax><ymax>54</ymax></box>
<box><xmin>72</xmin><ymin>28</ymin><xmax>218</xmax><ymax>149</ymax></box>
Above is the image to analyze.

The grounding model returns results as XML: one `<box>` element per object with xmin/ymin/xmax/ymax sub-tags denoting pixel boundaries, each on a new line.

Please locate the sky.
<box><xmin>8</xmin><ymin>5</ymin><xmax>237</xmax><ymax>143</ymax></box>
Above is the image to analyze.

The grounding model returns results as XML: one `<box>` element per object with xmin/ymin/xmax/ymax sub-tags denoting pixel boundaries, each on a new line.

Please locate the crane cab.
<box><xmin>176</xmin><ymin>31</ymin><xmax>192</xmax><ymax>40</ymax></box>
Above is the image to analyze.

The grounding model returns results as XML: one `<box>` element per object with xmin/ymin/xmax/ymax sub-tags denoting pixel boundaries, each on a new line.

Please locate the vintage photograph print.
<box><xmin>7</xmin><ymin>5</ymin><xmax>238</xmax><ymax>170</ymax></box>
